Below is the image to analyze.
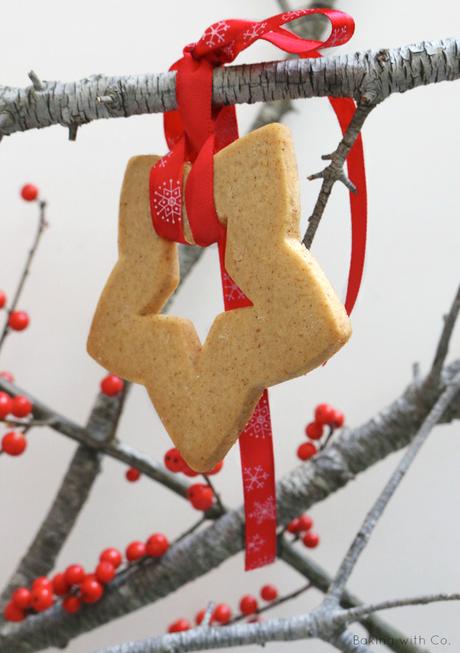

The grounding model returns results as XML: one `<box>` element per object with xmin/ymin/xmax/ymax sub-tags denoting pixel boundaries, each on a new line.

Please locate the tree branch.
<box><xmin>0</xmin><ymin>390</ymin><xmax>127</xmax><ymax>609</ymax></box>
<box><xmin>1</xmin><ymin>353</ymin><xmax>458</xmax><ymax>652</ymax></box>
<box><xmin>326</xmin><ymin>369</ymin><xmax>460</xmax><ymax>604</ymax></box>
<box><xmin>339</xmin><ymin>593</ymin><xmax>460</xmax><ymax>625</ymax></box>
<box><xmin>303</xmin><ymin>101</ymin><xmax>374</xmax><ymax>248</ymax></box>
<box><xmin>280</xmin><ymin>542</ymin><xmax>429</xmax><ymax>653</ymax></box>
<box><xmin>1</xmin><ymin>38</ymin><xmax>459</xmax><ymax>138</ymax></box>
<box><xmin>426</xmin><ymin>283</ymin><xmax>460</xmax><ymax>386</ymax></box>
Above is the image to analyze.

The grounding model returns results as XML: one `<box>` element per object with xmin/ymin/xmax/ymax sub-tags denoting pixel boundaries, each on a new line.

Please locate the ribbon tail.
<box><xmin>328</xmin><ymin>97</ymin><xmax>367</xmax><ymax>315</ymax></box>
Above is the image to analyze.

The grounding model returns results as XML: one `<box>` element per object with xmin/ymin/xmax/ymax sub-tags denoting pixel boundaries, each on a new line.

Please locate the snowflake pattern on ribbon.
<box><xmin>281</xmin><ymin>10</ymin><xmax>306</xmax><ymax>21</ymax></box>
<box><xmin>243</xmin><ymin>22</ymin><xmax>268</xmax><ymax>42</ymax></box>
<box><xmin>243</xmin><ymin>465</ymin><xmax>270</xmax><ymax>492</ymax></box>
<box><xmin>222</xmin><ymin>270</ymin><xmax>246</xmax><ymax>303</ymax></box>
<box><xmin>157</xmin><ymin>152</ymin><xmax>172</xmax><ymax>169</ymax></box>
<box><xmin>153</xmin><ymin>179</ymin><xmax>181</xmax><ymax>224</ymax></box>
<box><xmin>245</xmin><ymin>395</ymin><xmax>271</xmax><ymax>439</ymax></box>
<box><xmin>249</xmin><ymin>496</ymin><xmax>276</xmax><ymax>525</ymax></box>
<box><xmin>222</xmin><ymin>41</ymin><xmax>236</xmax><ymax>59</ymax></box>
<box><xmin>247</xmin><ymin>533</ymin><xmax>266</xmax><ymax>553</ymax></box>
<box><xmin>250</xmin><ymin>554</ymin><xmax>276</xmax><ymax>569</ymax></box>
<box><xmin>203</xmin><ymin>20</ymin><xmax>230</xmax><ymax>48</ymax></box>
<box><xmin>328</xmin><ymin>25</ymin><xmax>349</xmax><ymax>46</ymax></box>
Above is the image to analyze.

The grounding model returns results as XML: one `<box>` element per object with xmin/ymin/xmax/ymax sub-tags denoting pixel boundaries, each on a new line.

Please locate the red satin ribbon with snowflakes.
<box><xmin>149</xmin><ymin>9</ymin><xmax>366</xmax><ymax>569</ymax></box>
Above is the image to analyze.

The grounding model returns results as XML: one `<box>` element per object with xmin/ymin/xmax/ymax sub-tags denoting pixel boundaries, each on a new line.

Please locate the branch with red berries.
<box><xmin>1</xmin><ymin>351</ymin><xmax>458</xmax><ymax>651</ymax></box>
<box><xmin>89</xmin><ymin>366</ymin><xmax>460</xmax><ymax>653</ymax></box>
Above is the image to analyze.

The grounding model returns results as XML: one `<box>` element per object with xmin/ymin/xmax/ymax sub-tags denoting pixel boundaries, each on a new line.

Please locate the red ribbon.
<box><xmin>150</xmin><ymin>9</ymin><xmax>367</xmax><ymax>570</ymax></box>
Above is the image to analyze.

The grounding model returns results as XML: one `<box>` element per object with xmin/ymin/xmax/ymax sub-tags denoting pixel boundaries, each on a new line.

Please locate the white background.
<box><xmin>0</xmin><ymin>1</ymin><xmax>459</xmax><ymax>652</ymax></box>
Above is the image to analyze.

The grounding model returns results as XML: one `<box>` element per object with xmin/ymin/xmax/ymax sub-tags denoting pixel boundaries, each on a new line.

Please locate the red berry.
<box><xmin>100</xmin><ymin>547</ymin><xmax>122</xmax><ymax>569</ymax></box>
<box><xmin>188</xmin><ymin>484</ymin><xmax>214</xmax><ymax>511</ymax></box>
<box><xmin>186</xmin><ymin>483</ymin><xmax>208</xmax><ymax>500</ymax></box>
<box><xmin>0</xmin><ymin>391</ymin><xmax>13</xmax><ymax>418</ymax></box>
<box><xmin>305</xmin><ymin>421</ymin><xmax>323</xmax><ymax>440</ymax></box>
<box><xmin>164</xmin><ymin>447</ymin><xmax>184</xmax><ymax>473</ymax></box>
<box><xmin>11</xmin><ymin>587</ymin><xmax>32</xmax><ymax>609</ymax></box>
<box><xmin>260</xmin><ymin>584</ymin><xmax>278</xmax><ymax>602</ymax></box>
<box><xmin>126</xmin><ymin>541</ymin><xmax>146</xmax><ymax>562</ymax></box>
<box><xmin>303</xmin><ymin>531</ymin><xmax>320</xmax><ymax>548</ymax></box>
<box><xmin>298</xmin><ymin>514</ymin><xmax>313</xmax><ymax>532</ymax></box>
<box><xmin>100</xmin><ymin>374</ymin><xmax>124</xmax><ymax>396</ymax></box>
<box><xmin>125</xmin><ymin>467</ymin><xmax>141</xmax><ymax>482</ymax></box>
<box><xmin>239</xmin><ymin>594</ymin><xmax>258</xmax><ymax>615</ymax></box>
<box><xmin>297</xmin><ymin>442</ymin><xmax>317</xmax><ymax>461</ymax></box>
<box><xmin>195</xmin><ymin>608</ymin><xmax>206</xmax><ymax>625</ymax></box>
<box><xmin>0</xmin><ymin>291</ymin><xmax>6</xmax><ymax>310</ymax></box>
<box><xmin>146</xmin><ymin>533</ymin><xmax>169</xmax><ymax>558</ymax></box>
<box><xmin>213</xmin><ymin>603</ymin><xmax>232</xmax><ymax>624</ymax></box>
<box><xmin>62</xmin><ymin>595</ymin><xmax>81</xmax><ymax>614</ymax></box>
<box><xmin>51</xmin><ymin>573</ymin><xmax>69</xmax><ymax>597</ymax></box>
<box><xmin>314</xmin><ymin>403</ymin><xmax>336</xmax><ymax>425</ymax></box>
<box><xmin>95</xmin><ymin>561</ymin><xmax>116</xmax><ymax>584</ymax></box>
<box><xmin>8</xmin><ymin>311</ymin><xmax>29</xmax><ymax>331</ymax></box>
<box><xmin>0</xmin><ymin>371</ymin><xmax>15</xmax><ymax>383</ymax></box>
<box><xmin>205</xmin><ymin>460</ymin><xmax>224</xmax><ymax>475</ymax></box>
<box><xmin>32</xmin><ymin>576</ymin><xmax>51</xmax><ymax>591</ymax></box>
<box><xmin>287</xmin><ymin>517</ymin><xmax>301</xmax><ymax>534</ymax></box>
<box><xmin>11</xmin><ymin>395</ymin><xmax>32</xmax><ymax>418</ymax></box>
<box><xmin>2</xmin><ymin>431</ymin><xmax>27</xmax><ymax>456</ymax></box>
<box><xmin>168</xmin><ymin>618</ymin><xmax>191</xmax><ymax>633</ymax></box>
<box><xmin>4</xmin><ymin>601</ymin><xmax>25</xmax><ymax>622</ymax></box>
<box><xmin>80</xmin><ymin>576</ymin><xmax>104</xmax><ymax>603</ymax></box>
<box><xmin>181</xmin><ymin>462</ymin><xmax>199</xmax><ymax>477</ymax></box>
<box><xmin>64</xmin><ymin>564</ymin><xmax>86</xmax><ymax>586</ymax></box>
<box><xmin>30</xmin><ymin>587</ymin><xmax>54</xmax><ymax>612</ymax></box>
<box><xmin>331</xmin><ymin>409</ymin><xmax>345</xmax><ymax>428</ymax></box>
<box><xmin>20</xmin><ymin>184</ymin><xmax>39</xmax><ymax>202</ymax></box>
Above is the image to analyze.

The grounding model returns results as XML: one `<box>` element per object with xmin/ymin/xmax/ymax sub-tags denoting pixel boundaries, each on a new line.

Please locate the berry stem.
<box><xmin>202</xmin><ymin>474</ymin><xmax>225</xmax><ymax>515</ymax></box>
<box><xmin>175</xmin><ymin>516</ymin><xmax>207</xmax><ymax>544</ymax></box>
<box><xmin>0</xmin><ymin>199</ymin><xmax>47</xmax><ymax>355</ymax></box>
<box><xmin>319</xmin><ymin>425</ymin><xmax>335</xmax><ymax>452</ymax></box>
<box><xmin>229</xmin><ymin>582</ymin><xmax>312</xmax><ymax>625</ymax></box>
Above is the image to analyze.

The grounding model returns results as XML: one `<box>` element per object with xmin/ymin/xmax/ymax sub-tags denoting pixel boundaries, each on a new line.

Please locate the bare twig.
<box><xmin>280</xmin><ymin>541</ymin><xmax>429</xmax><ymax>653</ymax></box>
<box><xmin>27</xmin><ymin>70</ymin><xmax>44</xmax><ymax>92</ymax></box>
<box><xmin>303</xmin><ymin>102</ymin><xmax>374</xmax><ymax>248</ymax></box>
<box><xmin>326</xmin><ymin>369</ymin><xmax>460</xmax><ymax>604</ymax></box>
<box><xmin>0</xmin><ymin>199</ymin><xmax>47</xmax><ymax>354</ymax></box>
<box><xmin>338</xmin><ymin>592</ymin><xmax>460</xmax><ymax>625</ymax></box>
<box><xmin>426</xmin><ymin>283</ymin><xmax>460</xmax><ymax>385</ymax></box>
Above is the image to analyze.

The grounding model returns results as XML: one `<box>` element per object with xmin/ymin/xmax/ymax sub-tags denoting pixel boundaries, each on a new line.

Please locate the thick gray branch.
<box><xmin>0</xmin><ymin>390</ymin><xmax>126</xmax><ymax>608</ymax></box>
<box><xmin>1</xmin><ymin>39</ymin><xmax>459</xmax><ymax>137</ymax></box>
<box><xmin>1</xmin><ymin>357</ymin><xmax>458</xmax><ymax>652</ymax></box>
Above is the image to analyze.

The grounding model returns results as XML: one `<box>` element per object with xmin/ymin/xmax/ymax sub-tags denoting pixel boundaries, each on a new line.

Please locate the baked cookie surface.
<box><xmin>87</xmin><ymin>124</ymin><xmax>351</xmax><ymax>471</ymax></box>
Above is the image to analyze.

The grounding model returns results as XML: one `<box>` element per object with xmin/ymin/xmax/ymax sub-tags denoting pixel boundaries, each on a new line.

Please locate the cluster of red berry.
<box><xmin>164</xmin><ymin>447</ymin><xmax>223</xmax><ymax>510</ymax></box>
<box><xmin>286</xmin><ymin>513</ymin><xmax>319</xmax><ymax>548</ymax></box>
<box><xmin>297</xmin><ymin>403</ymin><xmax>345</xmax><ymax>461</ymax></box>
<box><xmin>168</xmin><ymin>584</ymin><xmax>279</xmax><ymax>632</ymax></box>
<box><xmin>0</xmin><ymin>391</ymin><xmax>33</xmax><ymax>456</ymax></box>
<box><xmin>0</xmin><ymin>185</ymin><xmax>41</xmax><ymax>336</ymax></box>
<box><xmin>4</xmin><ymin>534</ymin><xmax>169</xmax><ymax>622</ymax></box>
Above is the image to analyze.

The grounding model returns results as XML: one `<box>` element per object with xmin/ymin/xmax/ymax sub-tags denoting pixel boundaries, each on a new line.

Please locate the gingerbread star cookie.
<box><xmin>87</xmin><ymin>124</ymin><xmax>351</xmax><ymax>471</ymax></box>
